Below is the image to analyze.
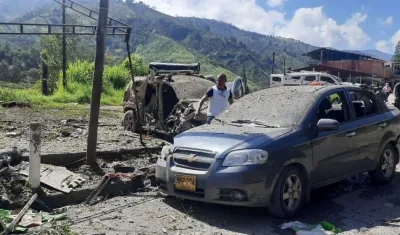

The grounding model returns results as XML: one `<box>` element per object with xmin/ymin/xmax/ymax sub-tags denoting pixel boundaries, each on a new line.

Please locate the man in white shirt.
<box><xmin>195</xmin><ymin>73</ymin><xmax>234</xmax><ymax>124</ymax></box>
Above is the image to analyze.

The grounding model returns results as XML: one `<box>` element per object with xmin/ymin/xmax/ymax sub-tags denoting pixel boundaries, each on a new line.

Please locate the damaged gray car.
<box><xmin>156</xmin><ymin>85</ymin><xmax>400</xmax><ymax>218</ymax></box>
<box><xmin>122</xmin><ymin>62</ymin><xmax>247</xmax><ymax>139</ymax></box>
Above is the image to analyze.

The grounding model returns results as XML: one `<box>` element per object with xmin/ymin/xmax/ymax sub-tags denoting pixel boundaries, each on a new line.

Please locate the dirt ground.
<box><xmin>67</xmin><ymin>168</ymin><xmax>400</xmax><ymax>235</ymax></box>
<box><xmin>2</xmin><ymin>105</ymin><xmax>400</xmax><ymax>235</ymax></box>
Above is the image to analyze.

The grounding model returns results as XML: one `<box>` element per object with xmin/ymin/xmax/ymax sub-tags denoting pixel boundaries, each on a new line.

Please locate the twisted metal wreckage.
<box><xmin>122</xmin><ymin>62</ymin><xmax>249</xmax><ymax>141</ymax></box>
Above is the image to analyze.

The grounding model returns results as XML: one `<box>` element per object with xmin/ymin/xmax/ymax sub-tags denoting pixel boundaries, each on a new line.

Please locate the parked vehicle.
<box><xmin>270</xmin><ymin>71</ymin><xmax>343</xmax><ymax>87</ymax></box>
<box><xmin>156</xmin><ymin>85</ymin><xmax>400</xmax><ymax>218</ymax></box>
<box><xmin>122</xmin><ymin>62</ymin><xmax>247</xmax><ymax>139</ymax></box>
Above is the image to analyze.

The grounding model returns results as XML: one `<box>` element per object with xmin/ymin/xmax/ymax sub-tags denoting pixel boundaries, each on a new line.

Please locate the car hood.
<box><xmin>173</xmin><ymin>123</ymin><xmax>292</xmax><ymax>155</ymax></box>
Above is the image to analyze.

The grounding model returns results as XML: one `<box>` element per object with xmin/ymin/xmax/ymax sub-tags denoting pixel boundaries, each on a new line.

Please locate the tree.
<box><xmin>393</xmin><ymin>41</ymin><xmax>400</xmax><ymax>63</ymax></box>
<box><xmin>123</xmin><ymin>54</ymin><xmax>150</xmax><ymax>76</ymax></box>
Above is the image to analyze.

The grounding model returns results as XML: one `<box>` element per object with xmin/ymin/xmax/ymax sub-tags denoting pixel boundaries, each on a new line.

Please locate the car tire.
<box><xmin>369</xmin><ymin>144</ymin><xmax>397</xmax><ymax>185</ymax></box>
<box><xmin>268</xmin><ymin>166</ymin><xmax>306</xmax><ymax>219</ymax></box>
<box><xmin>123</xmin><ymin>110</ymin><xmax>138</xmax><ymax>133</ymax></box>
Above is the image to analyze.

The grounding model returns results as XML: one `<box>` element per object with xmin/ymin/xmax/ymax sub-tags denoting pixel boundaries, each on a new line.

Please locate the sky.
<box><xmin>138</xmin><ymin>0</ymin><xmax>400</xmax><ymax>54</ymax></box>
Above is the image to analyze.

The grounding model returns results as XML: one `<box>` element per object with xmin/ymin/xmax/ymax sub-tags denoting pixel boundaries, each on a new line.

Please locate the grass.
<box><xmin>0</xmin><ymin>85</ymin><xmax>125</xmax><ymax>107</ymax></box>
<box><xmin>0</xmin><ymin>60</ymin><xmax>129</xmax><ymax>107</ymax></box>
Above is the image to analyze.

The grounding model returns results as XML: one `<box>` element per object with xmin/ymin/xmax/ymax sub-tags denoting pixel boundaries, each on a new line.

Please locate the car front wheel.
<box><xmin>268</xmin><ymin>166</ymin><xmax>306</xmax><ymax>218</ymax></box>
<box><xmin>369</xmin><ymin>144</ymin><xmax>397</xmax><ymax>184</ymax></box>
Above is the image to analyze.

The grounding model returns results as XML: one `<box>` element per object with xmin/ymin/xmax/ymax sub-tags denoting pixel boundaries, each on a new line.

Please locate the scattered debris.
<box><xmin>0</xmin><ymin>167</ymin><xmax>33</xmax><ymax>209</ymax></box>
<box><xmin>0</xmin><ymin>207</ymin><xmax>68</xmax><ymax>234</ymax></box>
<box><xmin>5</xmin><ymin>132</ymin><xmax>21</xmax><ymax>138</ymax></box>
<box><xmin>19</xmin><ymin>164</ymin><xmax>86</xmax><ymax>194</ymax></box>
<box><xmin>281</xmin><ymin>221</ymin><xmax>342</xmax><ymax>235</ymax></box>
<box><xmin>2</xmin><ymin>193</ymin><xmax>38</xmax><ymax>235</ymax></box>
<box><xmin>1</xmin><ymin>101</ymin><xmax>30</xmax><ymax>108</ymax></box>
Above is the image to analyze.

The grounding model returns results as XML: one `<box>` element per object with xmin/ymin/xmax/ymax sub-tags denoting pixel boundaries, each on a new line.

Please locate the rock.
<box><xmin>60</xmin><ymin>127</ymin><xmax>75</xmax><ymax>137</ymax></box>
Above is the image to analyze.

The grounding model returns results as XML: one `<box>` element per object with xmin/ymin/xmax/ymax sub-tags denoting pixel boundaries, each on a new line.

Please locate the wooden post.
<box><xmin>29</xmin><ymin>122</ymin><xmax>41</xmax><ymax>189</ymax></box>
<box><xmin>86</xmin><ymin>0</ymin><xmax>109</xmax><ymax>166</ymax></box>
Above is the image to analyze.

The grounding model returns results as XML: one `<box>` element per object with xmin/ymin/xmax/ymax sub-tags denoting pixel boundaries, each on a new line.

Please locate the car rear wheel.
<box><xmin>123</xmin><ymin>110</ymin><xmax>138</xmax><ymax>133</ymax></box>
<box><xmin>268</xmin><ymin>166</ymin><xmax>306</xmax><ymax>218</ymax></box>
<box><xmin>369</xmin><ymin>144</ymin><xmax>397</xmax><ymax>184</ymax></box>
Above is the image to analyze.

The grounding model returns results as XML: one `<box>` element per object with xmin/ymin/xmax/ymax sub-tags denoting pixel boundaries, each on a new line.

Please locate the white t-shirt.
<box><xmin>206</xmin><ymin>85</ymin><xmax>232</xmax><ymax>117</ymax></box>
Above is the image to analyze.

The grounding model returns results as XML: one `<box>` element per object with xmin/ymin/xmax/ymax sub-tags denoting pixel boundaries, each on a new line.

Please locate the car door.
<box><xmin>231</xmin><ymin>76</ymin><xmax>245</xmax><ymax>99</ymax></box>
<box><xmin>345</xmin><ymin>88</ymin><xmax>389</xmax><ymax>170</ymax></box>
<box><xmin>310</xmin><ymin>89</ymin><xmax>360</xmax><ymax>185</ymax></box>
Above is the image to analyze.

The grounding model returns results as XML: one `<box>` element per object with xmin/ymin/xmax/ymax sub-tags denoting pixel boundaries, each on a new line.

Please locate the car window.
<box><xmin>320</xmin><ymin>76</ymin><xmax>335</xmax><ymax>84</ymax></box>
<box><xmin>272</xmin><ymin>77</ymin><xmax>282</xmax><ymax>82</ymax></box>
<box><xmin>317</xmin><ymin>91</ymin><xmax>349</xmax><ymax>123</ymax></box>
<box><xmin>289</xmin><ymin>76</ymin><xmax>301</xmax><ymax>80</ymax></box>
<box><xmin>304</xmin><ymin>76</ymin><xmax>316</xmax><ymax>82</ymax></box>
<box><xmin>349</xmin><ymin>90</ymin><xmax>379</xmax><ymax>118</ymax></box>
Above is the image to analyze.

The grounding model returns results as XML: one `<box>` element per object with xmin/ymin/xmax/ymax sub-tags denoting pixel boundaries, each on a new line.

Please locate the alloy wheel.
<box><xmin>283</xmin><ymin>174</ymin><xmax>302</xmax><ymax>212</ymax></box>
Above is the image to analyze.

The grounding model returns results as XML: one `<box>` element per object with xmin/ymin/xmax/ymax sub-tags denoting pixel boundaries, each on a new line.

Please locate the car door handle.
<box><xmin>379</xmin><ymin>122</ymin><xmax>387</xmax><ymax>127</ymax></box>
<box><xmin>346</xmin><ymin>131</ymin><xmax>356</xmax><ymax>137</ymax></box>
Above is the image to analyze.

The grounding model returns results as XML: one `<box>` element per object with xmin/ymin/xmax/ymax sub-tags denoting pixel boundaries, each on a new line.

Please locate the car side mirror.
<box><xmin>317</xmin><ymin>118</ymin><xmax>339</xmax><ymax>132</ymax></box>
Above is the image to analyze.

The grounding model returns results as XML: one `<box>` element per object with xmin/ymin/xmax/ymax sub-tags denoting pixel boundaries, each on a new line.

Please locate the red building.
<box><xmin>293</xmin><ymin>48</ymin><xmax>393</xmax><ymax>86</ymax></box>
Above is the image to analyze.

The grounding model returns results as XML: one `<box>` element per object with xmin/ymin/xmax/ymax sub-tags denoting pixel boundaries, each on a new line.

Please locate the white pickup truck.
<box><xmin>270</xmin><ymin>71</ymin><xmax>344</xmax><ymax>87</ymax></box>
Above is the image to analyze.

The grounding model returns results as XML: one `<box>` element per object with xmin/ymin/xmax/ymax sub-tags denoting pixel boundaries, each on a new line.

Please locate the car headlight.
<box><xmin>222</xmin><ymin>149</ymin><xmax>268</xmax><ymax>167</ymax></box>
<box><xmin>159</xmin><ymin>145</ymin><xmax>173</xmax><ymax>161</ymax></box>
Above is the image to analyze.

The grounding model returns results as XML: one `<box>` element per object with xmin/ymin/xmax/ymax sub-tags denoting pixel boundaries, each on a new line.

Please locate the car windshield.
<box><xmin>217</xmin><ymin>87</ymin><xmax>316</xmax><ymax>127</ymax></box>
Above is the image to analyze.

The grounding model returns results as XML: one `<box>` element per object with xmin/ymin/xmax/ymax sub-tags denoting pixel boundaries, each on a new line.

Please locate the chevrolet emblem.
<box><xmin>187</xmin><ymin>154</ymin><xmax>197</xmax><ymax>163</ymax></box>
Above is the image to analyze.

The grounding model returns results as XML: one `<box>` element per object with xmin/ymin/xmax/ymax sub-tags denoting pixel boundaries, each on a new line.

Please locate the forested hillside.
<box><xmin>0</xmin><ymin>0</ymin><xmax>317</xmax><ymax>89</ymax></box>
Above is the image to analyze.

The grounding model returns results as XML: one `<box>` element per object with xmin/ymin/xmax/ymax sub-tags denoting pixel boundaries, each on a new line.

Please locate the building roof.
<box><xmin>302</xmin><ymin>48</ymin><xmax>384</xmax><ymax>62</ymax></box>
<box><xmin>292</xmin><ymin>64</ymin><xmax>392</xmax><ymax>79</ymax></box>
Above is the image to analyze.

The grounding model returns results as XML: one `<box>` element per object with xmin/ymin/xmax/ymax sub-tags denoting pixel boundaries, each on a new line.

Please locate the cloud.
<box><xmin>266</xmin><ymin>0</ymin><xmax>286</xmax><ymax>8</ymax></box>
<box><xmin>378</xmin><ymin>16</ymin><xmax>393</xmax><ymax>26</ymax></box>
<box><xmin>376</xmin><ymin>29</ymin><xmax>400</xmax><ymax>53</ymax></box>
<box><xmin>376</xmin><ymin>40</ymin><xmax>390</xmax><ymax>53</ymax></box>
<box><xmin>275</xmin><ymin>8</ymin><xmax>370</xmax><ymax>49</ymax></box>
<box><xmin>140</xmin><ymin>0</ymin><xmax>286</xmax><ymax>35</ymax></box>
<box><xmin>139</xmin><ymin>0</ymin><xmax>370</xmax><ymax>49</ymax></box>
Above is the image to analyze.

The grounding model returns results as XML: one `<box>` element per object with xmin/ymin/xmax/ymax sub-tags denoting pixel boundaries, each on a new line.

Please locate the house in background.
<box><xmin>293</xmin><ymin>48</ymin><xmax>393</xmax><ymax>86</ymax></box>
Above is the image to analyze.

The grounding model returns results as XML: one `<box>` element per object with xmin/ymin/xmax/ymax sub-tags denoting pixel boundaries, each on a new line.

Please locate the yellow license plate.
<box><xmin>175</xmin><ymin>175</ymin><xmax>196</xmax><ymax>192</ymax></box>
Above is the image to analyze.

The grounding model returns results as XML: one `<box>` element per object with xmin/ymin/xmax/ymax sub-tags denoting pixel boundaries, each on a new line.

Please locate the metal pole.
<box><xmin>29</xmin><ymin>122</ymin><xmax>41</xmax><ymax>190</ymax></box>
<box><xmin>86</xmin><ymin>0</ymin><xmax>109</xmax><ymax>166</ymax></box>
<box><xmin>126</xmin><ymin>39</ymin><xmax>144</xmax><ymax>145</ymax></box>
<box><xmin>271</xmin><ymin>52</ymin><xmax>275</xmax><ymax>74</ymax></box>
<box><xmin>62</xmin><ymin>0</ymin><xmax>67</xmax><ymax>88</ymax></box>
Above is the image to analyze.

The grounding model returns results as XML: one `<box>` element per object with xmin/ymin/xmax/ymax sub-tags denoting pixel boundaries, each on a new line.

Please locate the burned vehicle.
<box><xmin>122</xmin><ymin>62</ymin><xmax>247</xmax><ymax>138</ymax></box>
<box><xmin>156</xmin><ymin>85</ymin><xmax>400</xmax><ymax>218</ymax></box>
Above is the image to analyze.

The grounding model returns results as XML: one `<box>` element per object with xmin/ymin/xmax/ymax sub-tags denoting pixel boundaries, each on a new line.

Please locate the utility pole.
<box><xmin>283</xmin><ymin>55</ymin><xmax>286</xmax><ymax>74</ymax></box>
<box><xmin>271</xmin><ymin>52</ymin><xmax>275</xmax><ymax>74</ymax></box>
<box><xmin>86</xmin><ymin>0</ymin><xmax>109</xmax><ymax>166</ymax></box>
<box><xmin>62</xmin><ymin>0</ymin><xmax>67</xmax><ymax>88</ymax></box>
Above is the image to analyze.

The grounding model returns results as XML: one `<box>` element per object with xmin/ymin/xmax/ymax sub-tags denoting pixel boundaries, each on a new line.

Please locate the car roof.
<box><xmin>265</xmin><ymin>84</ymin><xmax>363</xmax><ymax>96</ymax></box>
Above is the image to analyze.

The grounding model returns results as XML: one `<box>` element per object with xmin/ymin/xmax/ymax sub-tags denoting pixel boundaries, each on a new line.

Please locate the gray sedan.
<box><xmin>155</xmin><ymin>85</ymin><xmax>400</xmax><ymax>218</ymax></box>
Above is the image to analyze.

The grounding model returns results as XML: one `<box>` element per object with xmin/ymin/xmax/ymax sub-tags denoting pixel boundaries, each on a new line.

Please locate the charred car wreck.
<box><xmin>122</xmin><ymin>62</ymin><xmax>248</xmax><ymax>140</ymax></box>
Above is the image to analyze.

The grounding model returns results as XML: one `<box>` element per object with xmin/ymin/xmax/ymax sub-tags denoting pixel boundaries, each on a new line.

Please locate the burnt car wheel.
<box><xmin>123</xmin><ymin>110</ymin><xmax>138</xmax><ymax>133</ymax></box>
<box><xmin>268</xmin><ymin>166</ymin><xmax>306</xmax><ymax>218</ymax></box>
<box><xmin>369</xmin><ymin>144</ymin><xmax>397</xmax><ymax>184</ymax></box>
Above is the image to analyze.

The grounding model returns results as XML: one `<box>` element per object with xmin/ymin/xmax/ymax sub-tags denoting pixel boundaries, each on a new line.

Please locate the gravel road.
<box><xmin>67</xmin><ymin>165</ymin><xmax>400</xmax><ymax>235</ymax></box>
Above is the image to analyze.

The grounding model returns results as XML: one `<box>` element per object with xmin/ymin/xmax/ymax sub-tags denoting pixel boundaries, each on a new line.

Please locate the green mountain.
<box><xmin>0</xmin><ymin>0</ymin><xmax>318</xmax><ymax>89</ymax></box>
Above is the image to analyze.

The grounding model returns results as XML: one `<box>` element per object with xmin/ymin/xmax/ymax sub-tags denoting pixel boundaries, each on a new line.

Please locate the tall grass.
<box><xmin>0</xmin><ymin>60</ymin><xmax>133</xmax><ymax>106</ymax></box>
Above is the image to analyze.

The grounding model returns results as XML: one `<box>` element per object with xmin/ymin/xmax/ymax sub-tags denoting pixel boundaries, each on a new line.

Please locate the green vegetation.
<box><xmin>393</xmin><ymin>41</ymin><xmax>400</xmax><ymax>63</ymax></box>
<box><xmin>0</xmin><ymin>57</ymin><xmax>148</xmax><ymax>106</ymax></box>
<box><xmin>0</xmin><ymin>0</ymin><xmax>319</xmax><ymax>106</ymax></box>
